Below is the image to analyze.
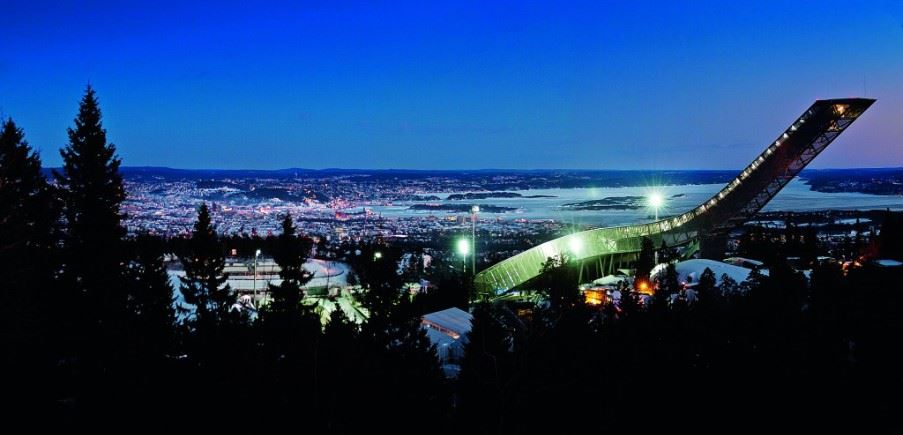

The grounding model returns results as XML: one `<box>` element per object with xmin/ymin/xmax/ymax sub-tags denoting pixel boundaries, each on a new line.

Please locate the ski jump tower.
<box><xmin>474</xmin><ymin>98</ymin><xmax>875</xmax><ymax>295</ymax></box>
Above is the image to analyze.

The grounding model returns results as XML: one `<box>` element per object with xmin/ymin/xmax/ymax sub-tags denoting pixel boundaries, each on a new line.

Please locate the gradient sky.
<box><xmin>2</xmin><ymin>1</ymin><xmax>902</xmax><ymax>170</ymax></box>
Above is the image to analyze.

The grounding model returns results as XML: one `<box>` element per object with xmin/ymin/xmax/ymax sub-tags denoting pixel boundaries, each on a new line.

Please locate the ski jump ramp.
<box><xmin>474</xmin><ymin>98</ymin><xmax>875</xmax><ymax>295</ymax></box>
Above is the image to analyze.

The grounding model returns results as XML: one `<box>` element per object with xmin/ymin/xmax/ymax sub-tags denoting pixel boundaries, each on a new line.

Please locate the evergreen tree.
<box><xmin>801</xmin><ymin>225</ymin><xmax>819</xmax><ymax>267</ymax></box>
<box><xmin>318</xmin><ymin>307</ymin><xmax>360</xmax><ymax>431</ymax></box>
<box><xmin>654</xmin><ymin>261</ymin><xmax>680</xmax><ymax>307</ymax></box>
<box><xmin>120</xmin><ymin>234</ymin><xmax>177</xmax><ymax>418</ymax></box>
<box><xmin>430</xmin><ymin>272</ymin><xmax>473</xmax><ymax>311</ymax></box>
<box><xmin>343</xmin><ymin>241</ymin><xmax>450</xmax><ymax>431</ymax></box>
<box><xmin>180</xmin><ymin>203</ymin><xmax>232</xmax><ymax>326</ymax></box>
<box><xmin>697</xmin><ymin>267</ymin><xmax>717</xmax><ymax>296</ymax></box>
<box><xmin>267</xmin><ymin>214</ymin><xmax>313</xmax><ymax>314</ymax></box>
<box><xmin>56</xmin><ymin>86</ymin><xmax>127</xmax><ymax>312</ymax></box>
<box><xmin>353</xmin><ymin>242</ymin><xmax>404</xmax><ymax>321</ymax></box>
<box><xmin>0</xmin><ymin>117</ymin><xmax>59</xmax><ymax>410</ymax></box>
<box><xmin>743</xmin><ymin>267</ymin><xmax>768</xmax><ymax>293</ymax></box>
<box><xmin>0</xmin><ymin>117</ymin><xmax>57</xmax><ymax>268</ymax></box>
<box><xmin>659</xmin><ymin>239</ymin><xmax>674</xmax><ymax>263</ymax></box>
<box><xmin>258</xmin><ymin>214</ymin><xmax>320</xmax><ymax>417</ymax></box>
<box><xmin>619</xmin><ymin>283</ymin><xmax>639</xmax><ymax>315</ymax></box>
<box><xmin>54</xmin><ymin>86</ymin><xmax>130</xmax><ymax>397</ymax></box>
<box><xmin>853</xmin><ymin>217</ymin><xmax>864</xmax><ymax>257</ymax></box>
<box><xmin>635</xmin><ymin>236</ymin><xmax>655</xmax><ymax>290</ymax></box>
<box><xmin>126</xmin><ymin>234</ymin><xmax>176</xmax><ymax>355</ymax></box>
<box><xmin>879</xmin><ymin>209</ymin><xmax>902</xmax><ymax>259</ymax></box>
<box><xmin>322</xmin><ymin>307</ymin><xmax>358</xmax><ymax>357</ymax></box>
<box><xmin>719</xmin><ymin>273</ymin><xmax>739</xmax><ymax>295</ymax></box>
<box><xmin>387</xmin><ymin>295</ymin><xmax>448</xmax><ymax>419</ymax></box>
<box><xmin>458</xmin><ymin>302</ymin><xmax>513</xmax><ymax>431</ymax></box>
<box><xmin>738</xmin><ymin>224</ymin><xmax>774</xmax><ymax>262</ymax></box>
<box><xmin>0</xmin><ymin>117</ymin><xmax>57</xmax><ymax>308</ymax></box>
<box><xmin>693</xmin><ymin>267</ymin><xmax>719</xmax><ymax>313</ymax></box>
<box><xmin>537</xmin><ymin>255</ymin><xmax>580</xmax><ymax>311</ymax></box>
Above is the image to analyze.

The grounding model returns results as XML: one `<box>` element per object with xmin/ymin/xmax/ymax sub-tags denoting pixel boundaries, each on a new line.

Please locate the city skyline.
<box><xmin>3</xmin><ymin>1</ymin><xmax>903</xmax><ymax>170</ymax></box>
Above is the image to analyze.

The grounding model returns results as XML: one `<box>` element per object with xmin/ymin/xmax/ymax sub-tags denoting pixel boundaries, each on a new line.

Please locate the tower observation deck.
<box><xmin>474</xmin><ymin>98</ymin><xmax>875</xmax><ymax>295</ymax></box>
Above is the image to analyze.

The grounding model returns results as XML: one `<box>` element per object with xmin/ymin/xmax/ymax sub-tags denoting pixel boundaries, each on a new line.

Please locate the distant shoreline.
<box><xmin>85</xmin><ymin>167</ymin><xmax>903</xmax><ymax>197</ymax></box>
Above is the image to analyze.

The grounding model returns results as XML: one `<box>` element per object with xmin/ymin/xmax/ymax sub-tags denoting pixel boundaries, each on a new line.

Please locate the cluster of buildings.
<box><xmin>122</xmin><ymin>177</ymin><xmax>566</xmax><ymax>244</ymax></box>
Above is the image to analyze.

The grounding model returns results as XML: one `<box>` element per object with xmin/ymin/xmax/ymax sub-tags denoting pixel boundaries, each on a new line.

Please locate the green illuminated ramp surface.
<box><xmin>474</xmin><ymin>98</ymin><xmax>875</xmax><ymax>294</ymax></box>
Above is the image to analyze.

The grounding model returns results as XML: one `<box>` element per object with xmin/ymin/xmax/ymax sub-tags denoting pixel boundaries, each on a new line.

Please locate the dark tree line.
<box><xmin>456</xmin><ymin>239</ymin><xmax>903</xmax><ymax>433</ymax></box>
<box><xmin>0</xmin><ymin>87</ymin><xmax>449</xmax><ymax>430</ymax></box>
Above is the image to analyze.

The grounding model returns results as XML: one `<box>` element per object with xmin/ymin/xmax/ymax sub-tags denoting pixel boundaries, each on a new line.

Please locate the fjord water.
<box><xmin>371</xmin><ymin>178</ymin><xmax>903</xmax><ymax>228</ymax></box>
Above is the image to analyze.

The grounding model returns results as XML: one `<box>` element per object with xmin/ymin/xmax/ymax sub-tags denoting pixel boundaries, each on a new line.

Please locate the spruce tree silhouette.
<box><xmin>259</xmin><ymin>214</ymin><xmax>320</xmax><ymax>418</ymax></box>
<box><xmin>879</xmin><ymin>209</ymin><xmax>902</xmax><ymax>259</ymax></box>
<box><xmin>348</xmin><ymin>242</ymin><xmax>449</xmax><ymax>431</ymax></box>
<box><xmin>119</xmin><ymin>234</ymin><xmax>177</xmax><ymax>420</ymax></box>
<box><xmin>54</xmin><ymin>86</ymin><xmax>130</xmax><ymax>414</ymax></box>
<box><xmin>0</xmin><ymin>117</ymin><xmax>59</xmax><ymax>412</ymax></box>
<box><xmin>180</xmin><ymin>203</ymin><xmax>231</xmax><ymax>327</ymax></box>
<box><xmin>635</xmin><ymin>236</ymin><xmax>655</xmax><ymax>290</ymax></box>
<box><xmin>266</xmin><ymin>214</ymin><xmax>313</xmax><ymax>314</ymax></box>
<box><xmin>535</xmin><ymin>254</ymin><xmax>583</xmax><ymax>312</ymax></box>
<box><xmin>56</xmin><ymin>86</ymin><xmax>127</xmax><ymax>318</ymax></box>
<box><xmin>126</xmin><ymin>234</ymin><xmax>176</xmax><ymax>356</ymax></box>
<box><xmin>458</xmin><ymin>302</ymin><xmax>512</xmax><ymax>432</ymax></box>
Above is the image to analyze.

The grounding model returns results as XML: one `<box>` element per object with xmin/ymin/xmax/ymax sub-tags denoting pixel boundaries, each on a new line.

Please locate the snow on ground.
<box><xmin>876</xmin><ymin>259</ymin><xmax>903</xmax><ymax>267</ymax></box>
<box><xmin>651</xmin><ymin>259</ymin><xmax>758</xmax><ymax>287</ymax></box>
<box><xmin>167</xmin><ymin>259</ymin><xmax>351</xmax><ymax>321</ymax></box>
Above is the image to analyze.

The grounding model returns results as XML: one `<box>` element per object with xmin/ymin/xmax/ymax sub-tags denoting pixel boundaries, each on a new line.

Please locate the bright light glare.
<box><xmin>647</xmin><ymin>192</ymin><xmax>664</xmax><ymax>209</ymax></box>
<box><xmin>374</xmin><ymin>251</ymin><xmax>383</xmax><ymax>259</ymax></box>
<box><xmin>457</xmin><ymin>238</ymin><xmax>471</xmax><ymax>256</ymax></box>
<box><xmin>568</xmin><ymin>237</ymin><xmax>583</xmax><ymax>255</ymax></box>
<box><xmin>255</xmin><ymin>249</ymin><xmax>262</xmax><ymax>256</ymax></box>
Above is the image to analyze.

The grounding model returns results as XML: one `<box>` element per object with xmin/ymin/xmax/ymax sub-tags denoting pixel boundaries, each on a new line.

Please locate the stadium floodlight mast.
<box><xmin>647</xmin><ymin>192</ymin><xmax>664</xmax><ymax>221</ymax></box>
<box><xmin>471</xmin><ymin>205</ymin><xmax>479</xmax><ymax>275</ymax></box>
<box><xmin>647</xmin><ymin>192</ymin><xmax>664</xmax><ymax>265</ymax></box>
<box><xmin>457</xmin><ymin>238</ymin><xmax>471</xmax><ymax>273</ymax></box>
<box><xmin>253</xmin><ymin>249</ymin><xmax>262</xmax><ymax>301</ymax></box>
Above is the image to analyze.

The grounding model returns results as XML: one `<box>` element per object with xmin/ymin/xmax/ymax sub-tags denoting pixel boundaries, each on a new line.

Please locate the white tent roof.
<box><xmin>593</xmin><ymin>275</ymin><xmax>632</xmax><ymax>286</ymax></box>
<box><xmin>422</xmin><ymin>307</ymin><xmax>473</xmax><ymax>337</ymax></box>
<box><xmin>652</xmin><ymin>259</ymin><xmax>759</xmax><ymax>287</ymax></box>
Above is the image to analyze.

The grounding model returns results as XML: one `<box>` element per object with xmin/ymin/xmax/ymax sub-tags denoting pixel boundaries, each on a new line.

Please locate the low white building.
<box><xmin>421</xmin><ymin>307</ymin><xmax>473</xmax><ymax>377</ymax></box>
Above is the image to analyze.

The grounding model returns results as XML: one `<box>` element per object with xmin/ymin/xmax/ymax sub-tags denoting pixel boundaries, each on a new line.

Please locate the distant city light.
<box><xmin>373</xmin><ymin>251</ymin><xmax>383</xmax><ymax>260</ymax></box>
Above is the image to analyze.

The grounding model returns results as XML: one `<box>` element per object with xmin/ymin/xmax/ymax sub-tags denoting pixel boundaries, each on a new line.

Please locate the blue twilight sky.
<box><xmin>1</xmin><ymin>1</ymin><xmax>902</xmax><ymax>170</ymax></box>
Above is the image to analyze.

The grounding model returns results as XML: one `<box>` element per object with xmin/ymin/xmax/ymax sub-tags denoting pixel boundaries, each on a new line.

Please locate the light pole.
<box><xmin>470</xmin><ymin>205</ymin><xmax>479</xmax><ymax>275</ymax></box>
<box><xmin>648</xmin><ymin>192</ymin><xmax>663</xmax><ymax>221</ymax></box>
<box><xmin>457</xmin><ymin>238</ymin><xmax>470</xmax><ymax>274</ymax></box>
<box><xmin>647</xmin><ymin>192</ymin><xmax>664</xmax><ymax>264</ymax></box>
<box><xmin>253</xmin><ymin>249</ymin><xmax>261</xmax><ymax>301</ymax></box>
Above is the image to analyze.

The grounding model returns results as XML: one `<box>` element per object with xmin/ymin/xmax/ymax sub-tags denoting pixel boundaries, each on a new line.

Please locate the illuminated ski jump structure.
<box><xmin>474</xmin><ymin>98</ymin><xmax>875</xmax><ymax>295</ymax></box>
